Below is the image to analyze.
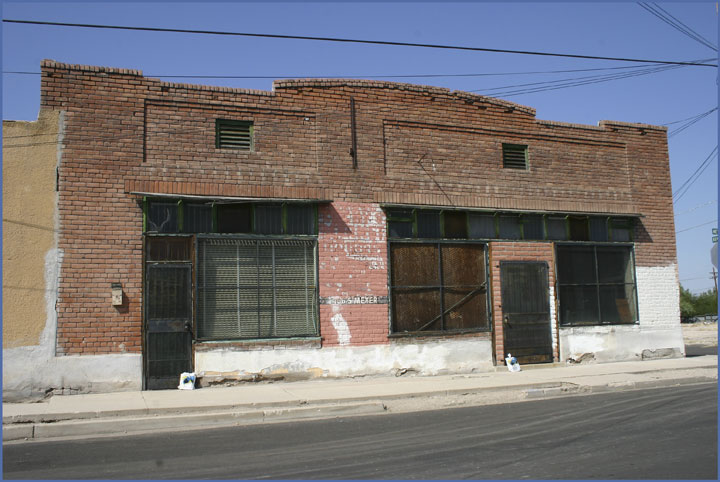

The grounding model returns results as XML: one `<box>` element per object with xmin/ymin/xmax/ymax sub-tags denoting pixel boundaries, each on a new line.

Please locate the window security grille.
<box><xmin>197</xmin><ymin>237</ymin><xmax>318</xmax><ymax>340</ymax></box>
<box><xmin>502</xmin><ymin>144</ymin><xmax>528</xmax><ymax>169</ymax></box>
<box><xmin>216</xmin><ymin>120</ymin><xmax>253</xmax><ymax>150</ymax></box>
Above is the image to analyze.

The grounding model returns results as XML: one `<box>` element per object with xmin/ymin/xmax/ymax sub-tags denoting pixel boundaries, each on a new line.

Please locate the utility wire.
<box><xmin>637</xmin><ymin>3</ymin><xmax>718</xmax><ymax>52</ymax></box>
<box><xmin>3</xmin><ymin>19</ymin><xmax>717</xmax><ymax>67</ymax></box>
<box><xmin>2</xmin><ymin>61</ymin><xmax>707</xmax><ymax>80</ymax></box>
<box><xmin>669</xmin><ymin>108</ymin><xmax>717</xmax><ymax>138</ymax></box>
<box><xmin>661</xmin><ymin>107</ymin><xmax>718</xmax><ymax>126</ymax></box>
<box><xmin>672</xmin><ymin>145</ymin><xmax>718</xmax><ymax>204</ymax></box>
<box><xmin>674</xmin><ymin>200</ymin><xmax>717</xmax><ymax>216</ymax></box>
<box><xmin>675</xmin><ymin>219</ymin><xmax>718</xmax><ymax>234</ymax></box>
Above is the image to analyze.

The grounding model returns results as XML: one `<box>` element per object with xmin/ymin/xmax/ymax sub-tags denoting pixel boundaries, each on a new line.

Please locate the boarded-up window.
<box><xmin>390</xmin><ymin>242</ymin><xmax>488</xmax><ymax>333</ymax></box>
<box><xmin>197</xmin><ymin>237</ymin><xmax>318</xmax><ymax>340</ymax></box>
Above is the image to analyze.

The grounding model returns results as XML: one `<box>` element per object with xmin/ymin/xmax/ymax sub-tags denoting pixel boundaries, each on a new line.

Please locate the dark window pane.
<box><xmin>184</xmin><ymin>203</ymin><xmax>212</xmax><ymax>233</ymax></box>
<box><xmin>499</xmin><ymin>215</ymin><xmax>521</xmax><ymax>240</ymax></box>
<box><xmin>390</xmin><ymin>243</ymin><xmax>439</xmax><ymax>286</ymax></box>
<box><xmin>148</xmin><ymin>202</ymin><xmax>179</xmax><ymax>233</ymax></box>
<box><xmin>386</xmin><ymin>208</ymin><xmax>413</xmax><ymax>220</ymax></box>
<box><xmin>217</xmin><ymin>204</ymin><xmax>252</xmax><ymax>233</ymax></box>
<box><xmin>556</xmin><ymin>245</ymin><xmax>596</xmax><ymax>284</ymax></box>
<box><xmin>255</xmin><ymin>204</ymin><xmax>283</xmax><ymax>235</ymax></box>
<box><xmin>146</xmin><ymin>237</ymin><xmax>191</xmax><ymax>261</ymax></box>
<box><xmin>417</xmin><ymin>210</ymin><xmax>441</xmax><ymax>238</ymax></box>
<box><xmin>599</xmin><ymin>284</ymin><xmax>636</xmax><ymax>323</ymax></box>
<box><xmin>558</xmin><ymin>285</ymin><xmax>599</xmax><ymax>325</ymax></box>
<box><xmin>468</xmin><ymin>214</ymin><xmax>496</xmax><ymax>239</ymax></box>
<box><xmin>589</xmin><ymin>217</ymin><xmax>608</xmax><ymax>242</ymax></box>
<box><xmin>597</xmin><ymin>247</ymin><xmax>633</xmax><ymax>283</ymax></box>
<box><xmin>444</xmin><ymin>211</ymin><xmax>468</xmax><ymax>238</ymax></box>
<box><xmin>611</xmin><ymin>218</ymin><xmax>633</xmax><ymax>242</ymax></box>
<box><xmin>146</xmin><ymin>265</ymin><xmax>191</xmax><ymax>321</ymax></box>
<box><xmin>522</xmin><ymin>215</ymin><xmax>544</xmax><ymax>240</ymax></box>
<box><xmin>388</xmin><ymin>220</ymin><xmax>413</xmax><ymax>238</ymax></box>
<box><xmin>546</xmin><ymin>217</ymin><xmax>567</xmax><ymax>240</ymax></box>
<box><xmin>286</xmin><ymin>204</ymin><xmax>316</xmax><ymax>235</ymax></box>
<box><xmin>569</xmin><ymin>217</ymin><xmax>589</xmax><ymax>241</ymax></box>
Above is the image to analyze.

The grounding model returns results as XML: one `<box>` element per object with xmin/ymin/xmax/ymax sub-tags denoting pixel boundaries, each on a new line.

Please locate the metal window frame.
<box><xmin>555</xmin><ymin>242</ymin><xmax>639</xmax><ymax>327</ymax></box>
<box><xmin>195</xmin><ymin>235</ymin><xmax>320</xmax><ymax>342</ymax></box>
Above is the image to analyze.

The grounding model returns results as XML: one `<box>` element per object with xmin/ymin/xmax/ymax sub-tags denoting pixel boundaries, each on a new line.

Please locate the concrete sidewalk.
<box><xmin>4</xmin><ymin>355</ymin><xmax>717</xmax><ymax>442</ymax></box>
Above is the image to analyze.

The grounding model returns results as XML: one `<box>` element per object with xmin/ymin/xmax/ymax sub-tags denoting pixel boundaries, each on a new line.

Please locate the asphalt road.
<box><xmin>4</xmin><ymin>383</ymin><xmax>717</xmax><ymax>479</ymax></box>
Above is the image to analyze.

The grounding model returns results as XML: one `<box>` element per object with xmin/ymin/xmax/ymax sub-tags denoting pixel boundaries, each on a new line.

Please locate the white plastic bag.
<box><xmin>178</xmin><ymin>372</ymin><xmax>197</xmax><ymax>390</ymax></box>
<box><xmin>505</xmin><ymin>353</ymin><xmax>521</xmax><ymax>372</ymax></box>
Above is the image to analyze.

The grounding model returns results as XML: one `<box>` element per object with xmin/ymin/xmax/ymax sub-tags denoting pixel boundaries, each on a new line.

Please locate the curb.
<box><xmin>3</xmin><ymin>401</ymin><xmax>387</xmax><ymax>442</ymax></box>
<box><xmin>4</xmin><ymin>375</ymin><xmax>716</xmax><ymax>443</ymax></box>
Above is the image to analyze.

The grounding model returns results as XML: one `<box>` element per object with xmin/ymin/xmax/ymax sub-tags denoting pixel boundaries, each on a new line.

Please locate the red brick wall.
<box><xmin>38</xmin><ymin>60</ymin><xmax>676</xmax><ymax>356</ymax></box>
<box><xmin>318</xmin><ymin>202</ymin><xmax>389</xmax><ymax>347</ymax></box>
<box><xmin>489</xmin><ymin>242</ymin><xmax>557</xmax><ymax>363</ymax></box>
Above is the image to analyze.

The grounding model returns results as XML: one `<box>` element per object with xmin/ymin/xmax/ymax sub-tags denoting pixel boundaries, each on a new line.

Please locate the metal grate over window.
<box><xmin>216</xmin><ymin>119</ymin><xmax>253</xmax><ymax>150</ymax></box>
<box><xmin>502</xmin><ymin>144</ymin><xmax>528</xmax><ymax>169</ymax></box>
<box><xmin>197</xmin><ymin>237</ymin><xmax>318</xmax><ymax>340</ymax></box>
<box><xmin>390</xmin><ymin>242</ymin><xmax>488</xmax><ymax>334</ymax></box>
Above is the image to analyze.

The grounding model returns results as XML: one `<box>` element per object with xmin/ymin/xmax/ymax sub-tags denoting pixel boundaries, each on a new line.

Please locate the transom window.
<box><xmin>145</xmin><ymin>199</ymin><xmax>317</xmax><ymax>236</ymax></box>
<box><xmin>385</xmin><ymin>207</ymin><xmax>634</xmax><ymax>242</ymax></box>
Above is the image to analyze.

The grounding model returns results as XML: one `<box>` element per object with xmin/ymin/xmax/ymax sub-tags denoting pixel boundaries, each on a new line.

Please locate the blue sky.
<box><xmin>2</xmin><ymin>1</ymin><xmax>718</xmax><ymax>293</ymax></box>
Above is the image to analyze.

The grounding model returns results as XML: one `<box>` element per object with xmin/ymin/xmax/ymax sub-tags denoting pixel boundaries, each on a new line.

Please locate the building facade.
<box><xmin>2</xmin><ymin>59</ymin><xmax>684</xmax><ymax>398</ymax></box>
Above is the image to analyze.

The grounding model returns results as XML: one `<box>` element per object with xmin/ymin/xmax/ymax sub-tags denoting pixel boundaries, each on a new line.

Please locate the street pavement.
<box><xmin>3</xmin><ymin>354</ymin><xmax>717</xmax><ymax>443</ymax></box>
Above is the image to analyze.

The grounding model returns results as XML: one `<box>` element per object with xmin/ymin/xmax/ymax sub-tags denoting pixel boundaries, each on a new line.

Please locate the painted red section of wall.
<box><xmin>318</xmin><ymin>202</ymin><xmax>389</xmax><ymax>347</ymax></box>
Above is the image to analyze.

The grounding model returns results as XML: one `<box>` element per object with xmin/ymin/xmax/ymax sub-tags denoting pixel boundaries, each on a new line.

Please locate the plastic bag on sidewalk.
<box><xmin>178</xmin><ymin>372</ymin><xmax>197</xmax><ymax>390</ymax></box>
<box><xmin>505</xmin><ymin>354</ymin><xmax>521</xmax><ymax>372</ymax></box>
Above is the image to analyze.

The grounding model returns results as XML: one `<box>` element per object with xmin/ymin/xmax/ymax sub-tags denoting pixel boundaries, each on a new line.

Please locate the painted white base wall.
<box><xmin>196</xmin><ymin>338</ymin><xmax>495</xmax><ymax>379</ymax></box>
<box><xmin>3</xmin><ymin>347</ymin><xmax>141</xmax><ymax>401</ymax></box>
<box><xmin>559</xmin><ymin>264</ymin><xmax>684</xmax><ymax>363</ymax></box>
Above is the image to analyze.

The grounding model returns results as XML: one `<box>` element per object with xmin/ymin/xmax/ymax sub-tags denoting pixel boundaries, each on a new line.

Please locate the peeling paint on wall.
<box><xmin>331</xmin><ymin>307</ymin><xmax>352</xmax><ymax>346</ymax></box>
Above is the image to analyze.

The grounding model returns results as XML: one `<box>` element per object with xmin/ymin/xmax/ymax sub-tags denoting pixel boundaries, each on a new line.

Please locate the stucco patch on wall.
<box><xmin>330</xmin><ymin>307</ymin><xmax>352</xmax><ymax>346</ymax></box>
<box><xmin>196</xmin><ymin>337</ymin><xmax>495</xmax><ymax>379</ymax></box>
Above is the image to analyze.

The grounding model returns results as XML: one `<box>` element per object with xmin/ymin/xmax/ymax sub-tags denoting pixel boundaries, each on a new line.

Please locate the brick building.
<box><xmin>2</xmin><ymin>59</ymin><xmax>684</xmax><ymax>397</ymax></box>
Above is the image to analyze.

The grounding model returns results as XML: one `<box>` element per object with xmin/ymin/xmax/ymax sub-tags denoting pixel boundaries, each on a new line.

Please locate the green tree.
<box><xmin>679</xmin><ymin>284</ymin><xmax>718</xmax><ymax>321</ymax></box>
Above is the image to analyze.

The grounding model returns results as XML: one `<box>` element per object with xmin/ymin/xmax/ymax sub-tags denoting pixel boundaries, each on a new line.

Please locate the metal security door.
<box><xmin>500</xmin><ymin>262</ymin><xmax>553</xmax><ymax>365</ymax></box>
<box><xmin>144</xmin><ymin>237</ymin><xmax>194</xmax><ymax>390</ymax></box>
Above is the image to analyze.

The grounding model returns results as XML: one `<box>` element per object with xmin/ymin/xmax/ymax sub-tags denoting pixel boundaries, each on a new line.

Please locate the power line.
<box><xmin>661</xmin><ymin>107</ymin><xmax>718</xmax><ymax>126</ymax></box>
<box><xmin>672</xmin><ymin>145</ymin><xmax>718</xmax><ymax>204</ymax></box>
<box><xmin>3</xmin><ymin>19</ymin><xmax>717</xmax><ymax>67</ymax></box>
<box><xmin>2</xmin><ymin>62</ymin><xmax>700</xmax><ymax>80</ymax></box>
<box><xmin>637</xmin><ymin>3</ymin><xmax>718</xmax><ymax>52</ymax></box>
<box><xmin>675</xmin><ymin>219</ymin><xmax>717</xmax><ymax>234</ymax></box>
<box><xmin>674</xmin><ymin>200</ymin><xmax>717</xmax><ymax>216</ymax></box>
<box><xmin>669</xmin><ymin>108</ymin><xmax>717</xmax><ymax>138</ymax></box>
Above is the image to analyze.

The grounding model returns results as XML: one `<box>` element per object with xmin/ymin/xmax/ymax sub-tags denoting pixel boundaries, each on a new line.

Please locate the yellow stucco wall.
<box><xmin>3</xmin><ymin>109</ymin><xmax>60</xmax><ymax>348</ymax></box>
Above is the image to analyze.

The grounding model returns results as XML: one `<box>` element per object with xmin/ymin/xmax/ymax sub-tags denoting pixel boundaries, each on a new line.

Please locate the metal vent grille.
<box><xmin>502</xmin><ymin>144</ymin><xmax>527</xmax><ymax>169</ymax></box>
<box><xmin>216</xmin><ymin>120</ymin><xmax>253</xmax><ymax>150</ymax></box>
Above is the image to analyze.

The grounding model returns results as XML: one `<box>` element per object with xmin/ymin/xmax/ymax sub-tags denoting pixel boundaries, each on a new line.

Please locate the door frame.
<box><xmin>499</xmin><ymin>260</ymin><xmax>553</xmax><ymax>365</ymax></box>
<box><xmin>142</xmin><ymin>234</ymin><xmax>196</xmax><ymax>390</ymax></box>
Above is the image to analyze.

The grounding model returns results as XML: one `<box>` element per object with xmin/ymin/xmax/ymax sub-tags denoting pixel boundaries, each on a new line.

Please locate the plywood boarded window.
<box><xmin>389</xmin><ymin>242</ymin><xmax>488</xmax><ymax>334</ymax></box>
